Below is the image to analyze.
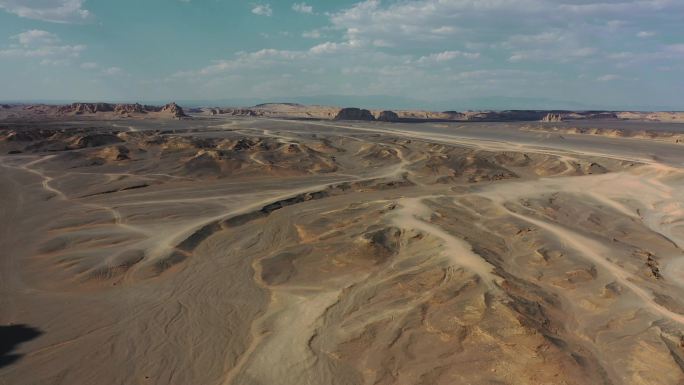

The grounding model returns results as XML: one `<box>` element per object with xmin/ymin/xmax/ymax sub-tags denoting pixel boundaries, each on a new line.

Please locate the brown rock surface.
<box><xmin>334</xmin><ymin>107</ymin><xmax>376</xmax><ymax>121</ymax></box>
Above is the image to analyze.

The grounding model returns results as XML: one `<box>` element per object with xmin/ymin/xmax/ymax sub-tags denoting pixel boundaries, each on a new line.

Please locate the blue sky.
<box><xmin>0</xmin><ymin>0</ymin><xmax>682</xmax><ymax>109</ymax></box>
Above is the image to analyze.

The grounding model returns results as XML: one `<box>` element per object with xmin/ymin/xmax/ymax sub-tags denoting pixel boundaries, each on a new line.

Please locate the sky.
<box><xmin>0</xmin><ymin>0</ymin><xmax>682</xmax><ymax>110</ymax></box>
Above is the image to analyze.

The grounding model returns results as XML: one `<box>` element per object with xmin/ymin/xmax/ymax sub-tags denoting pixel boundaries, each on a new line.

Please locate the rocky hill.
<box><xmin>376</xmin><ymin>110</ymin><xmax>400</xmax><ymax>122</ymax></box>
<box><xmin>0</xmin><ymin>102</ymin><xmax>188</xmax><ymax>121</ymax></box>
<box><xmin>159</xmin><ymin>102</ymin><xmax>188</xmax><ymax>119</ymax></box>
<box><xmin>334</xmin><ymin>108</ymin><xmax>375</xmax><ymax>121</ymax></box>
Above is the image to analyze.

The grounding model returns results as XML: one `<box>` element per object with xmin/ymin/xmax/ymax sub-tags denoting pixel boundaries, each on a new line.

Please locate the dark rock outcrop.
<box><xmin>334</xmin><ymin>108</ymin><xmax>375</xmax><ymax>121</ymax></box>
<box><xmin>442</xmin><ymin>111</ymin><xmax>466</xmax><ymax>120</ymax></box>
<box><xmin>75</xmin><ymin>133</ymin><xmax>124</xmax><ymax>148</ymax></box>
<box><xmin>465</xmin><ymin>110</ymin><xmax>549</xmax><ymax>122</ymax></box>
<box><xmin>376</xmin><ymin>110</ymin><xmax>400</xmax><ymax>122</ymax></box>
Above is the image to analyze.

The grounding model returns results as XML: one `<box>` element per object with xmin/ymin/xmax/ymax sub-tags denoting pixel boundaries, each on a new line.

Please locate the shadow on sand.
<box><xmin>0</xmin><ymin>324</ymin><xmax>42</xmax><ymax>368</ymax></box>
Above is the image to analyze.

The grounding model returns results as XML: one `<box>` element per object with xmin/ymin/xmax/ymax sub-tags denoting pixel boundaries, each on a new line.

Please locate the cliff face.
<box><xmin>57</xmin><ymin>103</ymin><xmax>147</xmax><ymax>116</ymax></box>
<box><xmin>334</xmin><ymin>108</ymin><xmax>375</xmax><ymax>121</ymax></box>
<box><xmin>376</xmin><ymin>110</ymin><xmax>400</xmax><ymax>122</ymax></box>
<box><xmin>542</xmin><ymin>113</ymin><xmax>563</xmax><ymax>122</ymax></box>
<box><xmin>58</xmin><ymin>103</ymin><xmax>115</xmax><ymax>115</ymax></box>
<box><xmin>114</xmin><ymin>103</ymin><xmax>147</xmax><ymax>115</ymax></box>
<box><xmin>53</xmin><ymin>102</ymin><xmax>187</xmax><ymax>119</ymax></box>
<box><xmin>541</xmin><ymin>111</ymin><xmax>619</xmax><ymax>122</ymax></box>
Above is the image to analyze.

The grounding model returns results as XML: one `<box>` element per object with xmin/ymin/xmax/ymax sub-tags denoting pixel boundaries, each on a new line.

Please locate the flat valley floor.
<box><xmin>3</xmin><ymin>117</ymin><xmax>684</xmax><ymax>385</ymax></box>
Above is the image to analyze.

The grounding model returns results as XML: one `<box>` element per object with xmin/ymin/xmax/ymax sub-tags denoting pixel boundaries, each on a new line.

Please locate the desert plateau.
<box><xmin>1</xmin><ymin>102</ymin><xmax>684</xmax><ymax>385</ymax></box>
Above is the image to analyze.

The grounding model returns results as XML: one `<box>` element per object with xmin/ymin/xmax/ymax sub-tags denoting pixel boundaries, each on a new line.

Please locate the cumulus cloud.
<box><xmin>0</xmin><ymin>30</ymin><xmax>85</xmax><ymax>60</ymax></box>
<box><xmin>170</xmin><ymin>39</ymin><xmax>483</xmax><ymax>102</ymax></box>
<box><xmin>173</xmin><ymin>49</ymin><xmax>308</xmax><ymax>78</ymax></box>
<box><xmin>166</xmin><ymin>0</ymin><xmax>684</xmax><ymax>104</ymax></box>
<box><xmin>508</xmin><ymin>46</ymin><xmax>597</xmax><ymax>63</ymax></box>
<box><xmin>12</xmin><ymin>30</ymin><xmax>59</xmax><ymax>45</ymax></box>
<box><xmin>327</xmin><ymin>0</ymin><xmax>682</xmax><ymax>56</ymax></box>
<box><xmin>0</xmin><ymin>0</ymin><xmax>91</xmax><ymax>23</ymax></box>
<box><xmin>503</xmin><ymin>31</ymin><xmax>568</xmax><ymax>47</ymax></box>
<box><xmin>292</xmin><ymin>2</ymin><xmax>313</xmax><ymax>14</ymax></box>
<box><xmin>417</xmin><ymin>51</ymin><xmax>480</xmax><ymax>64</ymax></box>
<box><xmin>309</xmin><ymin>40</ymin><xmax>362</xmax><ymax>55</ymax></box>
<box><xmin>251</xmin><ymin>4</ymin><xmax>272</xmax><ymax>16</ymax></box>
<box><xmin>559</xmin><ymin>0</ymin><xmax>673</xmax><ymax>14</ymax></box>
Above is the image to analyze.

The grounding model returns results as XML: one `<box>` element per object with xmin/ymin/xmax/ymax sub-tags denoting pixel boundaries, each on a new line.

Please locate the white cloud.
<box><xmin>597</xmin><ymin>74</ymin><xmax>620</xmax><ymax>81</ymax></box>
<box><xmin>507</xmin><ymin>53</ymin><xmax>526</xmax><ymax>63</ymax></box>
<box><xmin>559</xmin><ymin>0</ymin><xmax>673</xmax><ymax>15</ymax></box>
<box><xmin>173</xmin><ymin>49</ymin><xmax>307</xmax><ymax>78</ymax></box>
<box><xmin>103</xmin><ymin>67</ymin><xmax>122</xmax><ymax>76</ymax></box>
<box><xmin>0</xmin><ymin>45</ymin><xmax>85</xmax><ymax>58</ymax></box>
<box><xmin>329</xmin><ymin>0</ymin><xmax>547</xmax><ymax>45</ymax></box>
<box><xmin>431</xmin><ymin>26</ymin><xmax>457</xmax><ymax>35</ymax></box>
<box><xmin>12</xmin><ymin>30</ymin><xmax>58</xmax><ymax>45</ymax></box>
<box><xmin>417</xmin><ymin>50</ymin><xmax>479</xmax><ymax>63</ymax></box>
<box><xmin>327</xmin><ymin>0</ymin><xmax>683</xmax><ymax>59</ymax></box>
<box><xmin>40</xmin><ymin>58</ymin><xmax>69</xmax><ymax>66</ymax></box>
<box><xmin>504</xmin><ymin>31</ymin><xmax>567</xmax><ymax>46</ymax></box>
<box><xmin>80</xmin><ymin>62</ymin><xmax>98</xmax><ymax>69</ymax></box>
<box><xmin>508</xmin><ymin>46</ymin><xmax>596</xmax><ymax>62</ymax></box>
<box><xmin>448</xmin><ymin>69</ymin><xmax>533</xmax><ymax>82</ymax></box>
<box><xmin>292</xmin><ymin>2</ymin><xmax>313</xmax><ymax>14</ymax></box>
<box><xmin>0</xmin><ymin>30</ymin><xmax>85</xmax><ymax>59</ymax></box>
<box><xmin>251</xmin><ymin>4</ymin><xmax>272</xmax><ymax>16</ymax></box>
<box><xmin>165</xmin><ymin>0</ymin><xmax>684</xmax><ymax>104</ymax></box>
<box><xmin>607</xmin><ymin>52</ymin><xmax>635</xmax><ymax>60</ymax></box>
<box><xmin>170</xmin><ymin>35</ymin><xmax>488</xmax><ymax>102</ymax></box>
<box><xmin>0</xmin><ymin>44</ymin><xmax>85</xmax><ymax>58</ymax></box>
<box><xmin>0</xmin><ymin>0</ymin><xmax>91</xmax><ymax>23</ymax></box>
<box><xmin>309</xmin><ymin>40</ymin><xmax>362</xmax><ymax>55</ymax></box>
<box><xmin>302</xmin><ymin>29</ymin><xmax>321</xmax><ymax>39</ymax></box>
<box><xmin>637</xmin><ymin>31</ymin><xmax>656</xmax><ymax>38</ymax></box>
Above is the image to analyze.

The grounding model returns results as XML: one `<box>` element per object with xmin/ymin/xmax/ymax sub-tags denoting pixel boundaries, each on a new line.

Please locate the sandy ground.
<box><xmin>2</xmin><ymin>116</ymin><xmax>684</xmax><ymax>385</ymax></box>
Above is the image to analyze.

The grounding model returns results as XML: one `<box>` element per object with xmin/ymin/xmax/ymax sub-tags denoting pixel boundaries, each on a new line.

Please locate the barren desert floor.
<box><xmin>3</xmin><ymin>116</ymin><xmax>684</xmax><ymax>385</ymax></box>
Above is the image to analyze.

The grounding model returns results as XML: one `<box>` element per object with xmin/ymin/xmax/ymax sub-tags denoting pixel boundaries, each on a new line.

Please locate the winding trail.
<box><xmin>504</xmin><ymin>206</ymin><xmax>684</xmax><ymax>325</ymax></box>
<box><xmin>19</xmin><ymin>156</ymin><xmax>66</xmax><ymax>200</ymax></box>
<box><xmin>392</xmin><ymin>197</ymin><xmax>500</xmax><ymax>286</ymax></box>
